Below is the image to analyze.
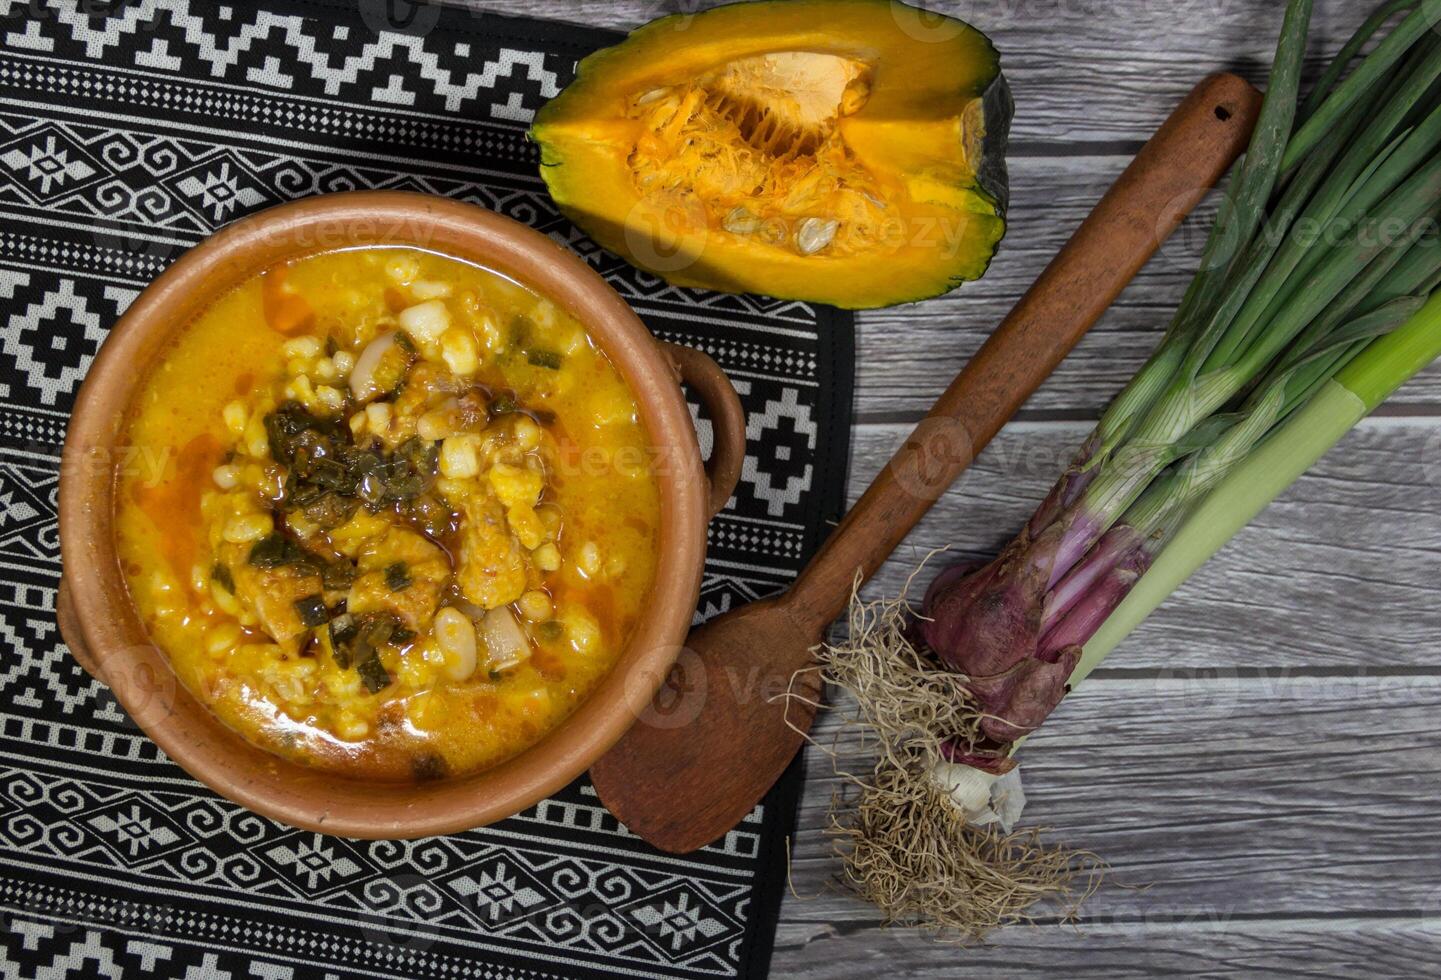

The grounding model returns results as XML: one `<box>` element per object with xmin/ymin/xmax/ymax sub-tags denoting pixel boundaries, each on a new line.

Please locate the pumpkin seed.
<box><xmin>636</xmin><ymin>87</ymin><xmax>672</xmax><ymax>106</ymax></box>
<box><xmin>722</xmin><ymin>207</ymin><xmax>762</xmax><ymax>234</ymax></box>
<box><xmin>758</xmin><ymin>218</ymin><xmax>789</xmax><ymax>247</ymax></box>
<box><xmin>795</xmin><ymin>217</ymin><xmax>839</xmax><ymax>255</ymax></box>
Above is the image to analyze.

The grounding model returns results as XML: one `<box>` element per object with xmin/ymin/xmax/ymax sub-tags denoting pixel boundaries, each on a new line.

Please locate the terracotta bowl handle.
<box><xmin>660</xmin><ymin>341</ymin><xmax>745</xmax><ymax>521</ymax></box>
<box><xmin>56</xmin><ymin>577</ymin><xmax>104</xmax><ymax>682</ymax></box>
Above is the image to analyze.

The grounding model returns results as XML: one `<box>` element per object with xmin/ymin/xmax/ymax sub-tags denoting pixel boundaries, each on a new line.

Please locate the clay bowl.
<box><xmin>57</xmin><ymin>190</ymin><xmax>745</xmax><ymax>839</ymax></box>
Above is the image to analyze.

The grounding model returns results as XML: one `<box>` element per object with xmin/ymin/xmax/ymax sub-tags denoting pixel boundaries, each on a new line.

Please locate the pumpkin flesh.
<box><xmin>532</xmin><ymin>0</ymin><xmax>1011</xmax><ymax>309</ymax></box>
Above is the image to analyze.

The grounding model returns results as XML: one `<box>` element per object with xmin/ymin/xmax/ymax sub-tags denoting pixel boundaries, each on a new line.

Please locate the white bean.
<box><xmin>435</xmin><ymin>607</ymin><xmax>478</xmax><ymax>681</ymax></box>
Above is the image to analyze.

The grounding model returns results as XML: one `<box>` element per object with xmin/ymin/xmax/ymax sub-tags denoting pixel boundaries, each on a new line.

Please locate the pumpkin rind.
<box><xmin>531</xmin><ymin>0</ymin><xmax>1010</xmax><ymax>309</ymax></box>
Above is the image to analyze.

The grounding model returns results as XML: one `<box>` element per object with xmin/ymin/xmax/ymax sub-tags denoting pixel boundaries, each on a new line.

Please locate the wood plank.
<box><xmin>772</xmin><ymin>918</ymin><xmax>1441</xmax><ymax>977</ymax></box>
<box><xmin>850</xmin><ymin>154</ymin><xmax>1441</xmax><ymax>420</ymax></box>
<box><xmin>781</xmin><ymin>675</ymin><xmax>1441</xmax><ymax>926</ymax></box>
<box><xmin>849</xmin><ymin>419</ymin><xmax>1441</xmax><ymax>669</ymax></box>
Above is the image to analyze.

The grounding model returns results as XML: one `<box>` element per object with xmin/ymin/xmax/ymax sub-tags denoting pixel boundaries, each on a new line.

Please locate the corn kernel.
<box><xmin>531</xmin><ymin>301</ymin><xmax>558</xmax><ymax>329</ymax></box>
<box><xmin>518</xmin><ymin>590</ymin><xmax>553</xmax><ymax>622</ymax></box>
<box><xmin>417</xmin><ymin>409</ymin><xmax>453</xmax><ymax>442</ymax></box>
<box><xmin>313</xmin><ymin>357</ymin><xmax>339</xmax><ymax>382</ymax></box>
<box><xmin>212</xmin><ymin>464</ymin><xmax>240</xmax><ymax>490</ymax></box>
<box><xmin>488</xmin><ymin>462</ymin><xmax>543</xmax><ymax>508</ymax></box>
<box><xmin>332</xmin><ymin>350</ymin><xmax>356</xmax><ymax>375</ymax></box>
<box><xmin>365</xmin><ymin>401</ymin><xmax>391</xmax><ymax>435</ymax></box>
<box><xmin>286</xmin><ymin>511</ymin><xmax>319</xmax><ymax>540</ymax></box>
<box><xmin>398</xmin><ymin>300</ymin><xmax>451</xmax><ymax>350</ymax></box>
<box><xmin>223</xmin><ymin>401</ymin><xmax>248</xmax><ymax>436</ymax></box>
<box><xmin>441</xmin><ymin>326</ymin><xmax>479</xmax><ymax>376</ymax></box>
<box><xmin>474</xmin><ymin>313</ymin><xmax>503</xmax><ymax>354</ymax></box>
<box><xmin>212</xmin><ymin>582</ymin><xmax>242</xmax><ymax>617</ymax></box>
<box><xmin>513</xmin><ymin>415</ymin><xmax>542</xmax><ymax>452</ymax></box>
<box><xmin>507</xmin><ymin>503</ymin><xmax>545</xmax><ymax>550</ymax></box>
<box><xmin>285</xmin><ymin>357</ymin><xmax>311</xmax><ymax>378</ymax></box>
<box><xmin>244</xmin><ymin>416</ymin><xmax>269</xmax><ymax>458</ymax></box>
<box><xmin>282</xmin><ymin>336</ymin><xmax>322</xmax><ymax>359</ymax></box>
<box><xmin>348</xmin><ymin>411</ymin><xmax>367</xmax><ymax>436</ymax></box>
<box><xmin>576</xmin><ymin>541</ymin><xmax>601</xmax><ymax>578</ymax></box>
<box><xmin>315</xmin><ymin>385</ymin><xmax>345</xmax><ymax>412</ymax></box>
<box><xmin>536</xmin><ymin>505</ymin><xmax>563</xmax><ymax>539</ymax></box>
<box><xmin>410</xmin><ymin>279</ymin><xmax>453</xmax><ymax>300</ymax></box>
<box><xmin>385</xmin><ymin>254</ymin><xmax>420</xmax><ymax>284</ymax></box>
<box><xmin>206</xmin><ymin>622</ymin><xmax>244</xmax><ymax>656</ymax></box>
<box><xmin>558</xmin><ymin>323</ymin><xmax>586</xmax><ymax>356</ymax></box>
<box><xmin>440</xmin><ymin>434</ymin><xmax>481</xmax><ymax>479</ymax></box>
<box><xmin>532</xmin><ymin>543</ymin><xmax>561</xmax><ymax>572</ymax></box>
<box><xmin>336</xmin><ymin>712</ymin><xmax>370</xmax><ymax>741</ymax></box>
<box><xmin>284</xmin><ymin>374</ymin><xmax>315</xmax><ymax>404</ymax></box>
<box><xmin>590</xmin><ymin>388</ymin><xmax>636</xmax><ymax>427</ymax></box>
<box><xmin>562</xmin><ymin>606</ymin><xmax>601</xmax><ymax>655</ymax></box>
<box><xmin>329</xmin><ymin>508</ymin><xmax>392</xmax><ymax>555</ymax></box>
<box><xmin>407</xmin><ymin>692</ymin><xmax>436</xmax><ymax>731</ymax></box>
<box><xmin>396</xmin><ymin>650</ymin><xmax>433</xmax><ymax>689</ymax></box>
<box><xmin>223</xmin><ymin>512</ymin><xmax>274</xmax><ymax>544</ymax></box>
<box><xmin>435</xmin><ymin>477</ymin><xmax>473</xmax><ymax>502</ymax></box>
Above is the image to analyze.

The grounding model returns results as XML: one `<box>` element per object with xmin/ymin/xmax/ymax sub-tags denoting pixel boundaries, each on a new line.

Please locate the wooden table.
<box><xmin>484</xmin><ymin>1</ymin><xmax>1441</xmax><ymax>973</ymax></box>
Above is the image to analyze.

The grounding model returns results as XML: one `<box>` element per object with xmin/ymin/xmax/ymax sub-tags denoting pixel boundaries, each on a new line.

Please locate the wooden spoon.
<box><xmin>590</xmin><ymin>73</ymin><xmax>1264</xmax><ymax>854</ymax></box>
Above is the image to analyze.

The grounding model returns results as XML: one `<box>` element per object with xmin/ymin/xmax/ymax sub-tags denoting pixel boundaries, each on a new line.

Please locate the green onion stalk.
<box><xmin>913</xmin><ymin>0</ymin><xmax>1441</xmax><ymax>774</ymax></box>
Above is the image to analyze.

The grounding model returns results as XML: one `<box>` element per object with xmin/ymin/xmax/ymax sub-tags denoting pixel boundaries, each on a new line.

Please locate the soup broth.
<box><xmin>115</xmin><ymin>247</ymin><xmax>662</xmax><ymax>780</ymax></box>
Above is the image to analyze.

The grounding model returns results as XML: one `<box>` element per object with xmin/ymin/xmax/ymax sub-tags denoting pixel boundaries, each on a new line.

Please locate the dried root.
<box><xmin>807</xmin><ymin>561</ymin><xmax>1105</xmax><ymax>940</ymax></box>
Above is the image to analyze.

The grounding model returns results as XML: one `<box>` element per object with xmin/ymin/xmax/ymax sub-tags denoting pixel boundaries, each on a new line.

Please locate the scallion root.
<box><xmin>828</xmin><ymin>752</ymin><xmax>1102</xmax><ymax>940</ymax></box>
<box><xmin>808</xmin><ymin>567</ymin><xmax>1104</xmax><ymax>940</ymax></box>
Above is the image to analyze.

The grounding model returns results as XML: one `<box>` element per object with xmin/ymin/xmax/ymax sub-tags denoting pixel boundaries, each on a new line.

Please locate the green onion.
<box><xmin>526</xmin><ymin>349</ymin><xmax>564</xmax><ymax>370</ymax></box>
<box><xmin>912</xmin><ymin>0</ymin><xmax>1441</xmax><ymax>768</ymax></box>
<box><xmin>211</xmin><ymin>563</ymin><xmax>234</xmax><ymax>594</ymax></box>
<box><xmin>384</xmin><ymin>561</ymin><xmax>412</xmax><ymax>591</ymax></box>
<box><xmin>1095</xmin><ymin>0</ymin><xmax>1315</xmax><ymax>453</ymax></box>
<box><xmin>293</xmin><ymin>594</ymin><xmax>329</xmax><ymax>629</ymax></box>
<box><xmin>1282</xmin><ymin>0</ymin><xmax>1441</xmax><ymax>171</ymax></box>
<box><xmin>1296</xmin><ymin>0</ymin><xmax>1421</xmax><ymax>123</ymax></box>
<box><xmin>1081</xmin><ymin>291</ymin><xmax>1441</xmax><ymax>680</ymax></box>
<box><xmin>818</xmin><ymin>0</ymin><xmax>1441</xmax><ymax>937</ymax></box>
<box><xmin>356</xmin><ymin>653</ymin><xmax>392</xmax><ymax>694</ymax></box>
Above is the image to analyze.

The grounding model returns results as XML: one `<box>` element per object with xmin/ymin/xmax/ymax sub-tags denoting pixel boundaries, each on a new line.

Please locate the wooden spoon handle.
<box><xmin>784</xmin><ymin>72</ymin><xmax>1263</xmax><ymax>630</ymax></box>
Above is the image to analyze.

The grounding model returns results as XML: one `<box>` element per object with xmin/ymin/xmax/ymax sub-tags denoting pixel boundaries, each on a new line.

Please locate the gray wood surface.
<box><xmin>472</xmin><ymin>1</ymin><xmax>1440</xmax><ymax>974</ymax></box>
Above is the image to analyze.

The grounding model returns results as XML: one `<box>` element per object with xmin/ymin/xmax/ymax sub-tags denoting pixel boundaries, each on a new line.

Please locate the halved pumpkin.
<box><xmin>531</xmin><ymin>0</ymin><xmax>1011</xmax><ymax>309</ymax></box>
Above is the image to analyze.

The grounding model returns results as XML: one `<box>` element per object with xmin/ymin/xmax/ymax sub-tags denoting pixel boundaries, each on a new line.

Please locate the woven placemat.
<box><xmin>0</xmin><ymin>2</ymin><xmax>854</xmax><ymax>978</ymax></box>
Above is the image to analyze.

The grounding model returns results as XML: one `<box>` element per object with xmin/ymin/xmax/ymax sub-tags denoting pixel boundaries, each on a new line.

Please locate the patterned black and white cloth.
<box><xmin>0</xmin><ymin>2</ymin><xmax>855</xmax><ymax>978</ymax></box>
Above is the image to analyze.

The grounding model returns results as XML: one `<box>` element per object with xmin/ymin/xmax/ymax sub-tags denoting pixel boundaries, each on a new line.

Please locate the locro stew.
<box><xmin>115</xmin><ymin>247</ymin><xmax>662</xmax><ymax>780</ymax></box>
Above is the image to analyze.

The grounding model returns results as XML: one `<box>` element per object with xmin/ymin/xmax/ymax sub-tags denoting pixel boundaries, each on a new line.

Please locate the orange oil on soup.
<box><xmin>115</xmin><ymin>247</ymin><xmax>662</xmax><ymax>780</ymax></box>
